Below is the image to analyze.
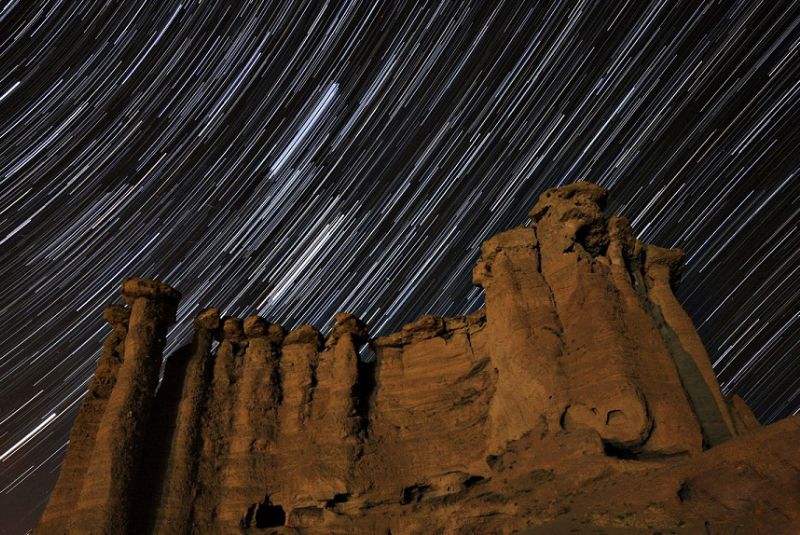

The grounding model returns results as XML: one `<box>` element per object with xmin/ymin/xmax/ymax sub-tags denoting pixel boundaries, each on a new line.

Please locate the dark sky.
<box><xmin>0</xmin><ymin>1</ymin><xmax>798</xmax><ymax>533</ymax></box>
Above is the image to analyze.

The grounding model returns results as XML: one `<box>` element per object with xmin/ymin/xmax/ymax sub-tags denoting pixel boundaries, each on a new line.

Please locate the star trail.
<box><xmin>0</xmin><ymin>1</ymin><xmax>799</xmax><ymax>532</ymax></box>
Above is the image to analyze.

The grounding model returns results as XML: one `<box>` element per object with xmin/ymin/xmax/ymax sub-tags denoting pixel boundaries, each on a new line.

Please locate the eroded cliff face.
<box><xmin>36</xmin><ymin>183</ymin><xmax>800</xmax><ymax>534</ymax></box>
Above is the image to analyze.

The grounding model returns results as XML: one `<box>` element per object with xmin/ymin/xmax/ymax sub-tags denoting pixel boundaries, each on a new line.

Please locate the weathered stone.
<box><xmin>216</xmin><ymin>315</ymin><xmax>281</xmax><ymax>528</ymax></box>
<box><xmin>36</xmin><ymin>304</ymin><xmax>129</xmax><ymax>535</ymax></box>
<box><xmin>267</xmin><ymin>322</ymin><xmax>287</xmax><ymax>345</ymax></box>
<box><xmin>70</xmin><ymin>280</ymin><xmax>179</xmax><ymax>535</ymax></box>
<box><xmin>325</xmin><ymin>311</ymin><xmax>369</xmax><ymax>348</ymax></box>
<box><xmin>644</xmin><ymin>245</ymin><xmax>737</xmax><ymax>446</ymax></box>
<box><xmin>193</xmin><ymin>307</ymin><xmax>221</xmax><ymax>332</ymax></box>
<box><xmin>37</xmin><ymin>184</ymin><xmax>799</xmax><ymax>534</ymax></box>
<box><xmin>473</xmin><ymin>225</ymin><xmax>565</xmax><ymax>452</ymax></box>
<box><xmin>135</xmin><ymin>308</ymin><xmax>220</xmax><ymax>534</ymax></box>
<box><xmin>729</xmin><ymin>393</ymin><xmax>762</xmax><ymax>434</ymax></box>
<box><xmin>284</xmin><ymin>324</ymin><xmax>325</xmax><ymax>348</ymax></box>
<box><xmin>243</xmin><ymin>315</ymin><xmax>268</xmax><ymax>337</ymax></box>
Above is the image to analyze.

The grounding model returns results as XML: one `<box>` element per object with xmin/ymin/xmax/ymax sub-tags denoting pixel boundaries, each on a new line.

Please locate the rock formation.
<box><xmin>36</xmin><ymin>183</ymin><xmax>800</xmax><ymax>534</ymax></box>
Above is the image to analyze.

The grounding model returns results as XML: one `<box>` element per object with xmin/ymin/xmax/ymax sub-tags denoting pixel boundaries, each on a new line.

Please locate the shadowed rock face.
<box><xmin>37</xmin><ymin>183</ymin><xmax>800</xmax><ymax>534</ymax></box>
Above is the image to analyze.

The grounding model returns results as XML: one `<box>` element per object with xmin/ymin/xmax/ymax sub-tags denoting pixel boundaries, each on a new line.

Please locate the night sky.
<box><xmin>1</xmin><ymin>1</ymin><xmax>799</xmax><ymax>533</ymax></box>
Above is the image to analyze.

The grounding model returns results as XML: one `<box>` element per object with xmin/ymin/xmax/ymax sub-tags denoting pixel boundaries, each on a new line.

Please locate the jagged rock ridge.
<box><xmin>36</xmin><ymin>183</ymin><xmax>800</xmax><ymax>534</ymax></box>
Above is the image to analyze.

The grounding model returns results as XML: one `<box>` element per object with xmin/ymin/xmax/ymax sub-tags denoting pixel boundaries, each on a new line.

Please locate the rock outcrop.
<box><xmin>36</xmin><ymin>183</ymin><xmax>800</xmax><ymax>534</ymax></box>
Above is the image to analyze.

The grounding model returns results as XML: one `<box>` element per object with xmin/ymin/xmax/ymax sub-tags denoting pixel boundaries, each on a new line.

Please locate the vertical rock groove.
<box><xmin>145</xmin><ymin>308</ymin><xmax>219</xmax><ymax>535</ymax></box>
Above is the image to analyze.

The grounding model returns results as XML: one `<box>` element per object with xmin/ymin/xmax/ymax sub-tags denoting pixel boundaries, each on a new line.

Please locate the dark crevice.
<box><xmin>325</xmin><ymin>492</ymin><xmax>351</xmax><ymax>508</ymax></box>
<box><xmin>541</xmin><ymin>325</ymin><xmax>563</xmax><ymax>340</ymax></box>
<box><xmin>354</xmin><ymin>350</ymin><xmax>377</xmax><ymax>439</ymax></box>
<box><xmin>559</xmin><ymin>405</ymin><xmax>569</xmax><ymax>429</ymax></box>
<box><xmin>400</xmin><ymin>484</ymin><xmax>431</xmax><ymax>504</ymax></box>
<box><xmin>130</xmin><ymin>342</ymin><xmax>194</xmax><ymax>533</ymax></box>
<box><xmin>452</xmin><ymin>388</ymin><xmax>481</xmax><ymax>407</ymax></box>
<box><xmin>677</xmin><ymin>481</ymin><xmax>691</xmax><ymax>502</ymax></box>
<box><xmin>243</xmin><ymin>495</ymin><xmax>285</xmax><ymax>528</ymax></box>
<box><xmin>645</xmin><ymin>301</ymin><xmax>732</xmax><ymax>448</ymax></box>
<box><xmin>301</xmin><ymin>353</ymin><xmax>319</xmax><ymax>422</ymax></box>
<box><xmin>605</xmin><ymin>409</ymin><xmax>623</xmax><ymax>424</ymax></box>
<box><xmin>454</xmin><ymin>356</ymin><xmax>489</xmax><ymax>383</ymax></box>
<box><xmin>602</xmin><ymin>440</ymin><xmax>639</xmax><ymax>460</ymax></box>
<box><xmin>271</xmin><ymin>343</ymin><xmax>284</xmax><ymax>407</ymax></box>
<box><xmin>532</xmin><ymin>226</ymin><xmax>543</xmax><ymax>274</ymax></box>
<box><xmin>575</xmin><ymin>223</ymin><xmax>609</xmax><ymax>257</ymax></box>
<box><xmin>463</xmin><ymin>475</ymin><xmax>485</xmax><ymax>488</ymax></box>
<box><xmin>635</xmin><ymin>450</ymin><xmax>690</xmax><ymax>461</ymax></box>
<box><xmin>530</xmin><ymin>204</ymin><xmax>549</xmax><ymax>222</ymax></box>
<box><xmin>621</xmin><ymin>242</ymin><xmax>644</xmax><ymax>295</ymax></box>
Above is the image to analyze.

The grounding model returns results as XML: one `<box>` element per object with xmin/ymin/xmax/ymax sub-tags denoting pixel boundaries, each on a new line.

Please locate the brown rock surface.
<box><xmin>36</xmin><ymin>183</ymin><xmax>800</xmax><ymax>534</ymax></box>
<box><xmin>139</xmin><ymin>307</ymin><xmax>220</xmax><ymax>534</ymax></box>
<box><xmin>36</xmin><ymin>304</ymin><xmax>129</xmax><ymax>535</ymax></box>
<box><xmin>71</xmin><ymin>280</ymin><xmax>179</xmax><ymax>535</ymax></box>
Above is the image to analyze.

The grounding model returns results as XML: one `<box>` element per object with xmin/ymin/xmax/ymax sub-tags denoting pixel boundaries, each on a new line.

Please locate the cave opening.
<box><xmin>243</xmin><ymin>496</ymin><xmax>286</xmax><ymax>528</ymax></box>
<box><xmin>255</xmin><ymin>502</ymin><xmax>286</xmax><ymax>528</ymax></box>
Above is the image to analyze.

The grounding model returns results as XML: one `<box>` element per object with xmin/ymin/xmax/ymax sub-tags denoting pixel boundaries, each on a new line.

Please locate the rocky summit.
<box><xmin>36</xmin><ymin>183</ymin><xmax>800</xmax><ymax>534</ymax></box>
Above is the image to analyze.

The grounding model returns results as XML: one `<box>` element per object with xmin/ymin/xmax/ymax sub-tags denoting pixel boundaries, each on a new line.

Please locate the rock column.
<box><xmin>304</xmin><ymin>313</ymin><xmax>370</xmax><ymax>501</ymax></box>
<box><xmin>218</xmin><ymin>316</ymin><xmax>283</xmax><ymax>528</ymax></box>
<box><xmin>273</xmin><ymin>325</ymin><xmax>324</xmax><ymax>508</ymax></box>
<box><xmin>472</xmin><ymin>227</ymin><xmax>566</xmax><ymax>452</ymax></box>
<box><xmin>36</xmin><ymin>305</ymin><xmax>129</xmax><ymax>535</ymax></box>
<box><xmin>151</xmin><ymin>308</ymin><xmax>220</xmax><ymax>535</ymax></box>
<box><xmin>604</xmin><ymin>218</ymin><xmax>705</xmax><ymax>455</ymax></box>
<box><xmin>644</xmin><ymin>246</ymin><xmax>736</xmax><ymax>446</ymax></box>
<box><xmin>192</xmin><ymin>316</ymin><xmax>246</xmax><ymax>530</ymax></box>
<box><xmin>72</xmin><ymin>278</ymin><xmax>180</xmax><ymax>535</ymax></box>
